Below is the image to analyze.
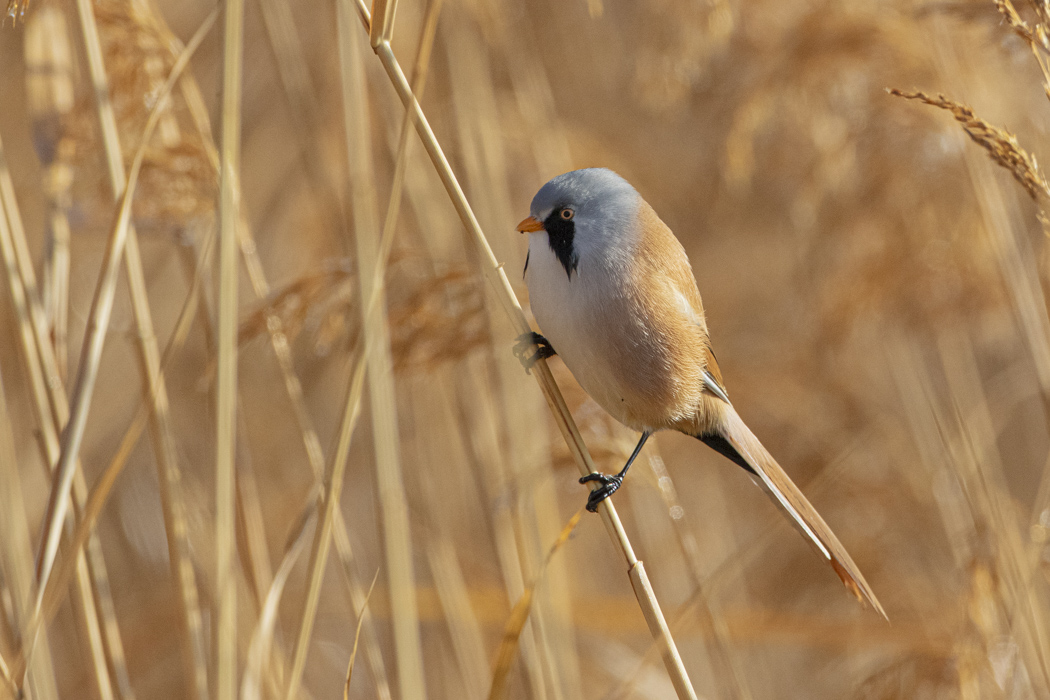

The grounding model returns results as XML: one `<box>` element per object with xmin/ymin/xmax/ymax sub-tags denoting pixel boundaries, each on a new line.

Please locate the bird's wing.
<box><xmin>715</xmin><ymin>406</ymin><xmax>887</xmax><ymax>618</ymax></box>
<box><xmin>701</xmin><ymin>345</ymin><xmax>730</xmax><ymax>403</ymax></box>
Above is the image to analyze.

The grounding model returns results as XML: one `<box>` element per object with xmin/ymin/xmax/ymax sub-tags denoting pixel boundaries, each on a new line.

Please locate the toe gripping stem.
<box><xmin>579</xmin><ymin>431</ymin><xmax>651</xmax><ymax>513</ymax></box>
<box><xmin>513</xmin><ymin>332</ymin><xmax>556</xmax><ymax>374</ymax></box>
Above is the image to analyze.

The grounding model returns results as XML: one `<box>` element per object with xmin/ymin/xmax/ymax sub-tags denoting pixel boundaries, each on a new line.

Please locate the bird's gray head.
<box><xmin>522</xmin><ymin>168</ymin><xmax>641</xmax><ymax>279</ymax></box>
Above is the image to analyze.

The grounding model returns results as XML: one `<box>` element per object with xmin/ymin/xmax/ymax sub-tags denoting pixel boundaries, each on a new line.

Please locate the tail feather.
<box><xmin>715</xmin><ymin>407</ymin><xmax>886</xmax><ymax>619</ymax></box>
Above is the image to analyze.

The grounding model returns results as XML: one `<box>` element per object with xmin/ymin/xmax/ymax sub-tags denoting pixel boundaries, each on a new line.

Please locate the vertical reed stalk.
<box><xmin>217</xmin><ymin>0</ymin><xmax>246</xmax><ymax>696</ymax></box>
<box><xmin>343</xmin><ymin>2</ymin><xmax>427</xmax><ymax>695</ymax></box>
<box><xmin>166</xmin><ymin>6</ymin><xmax>395</xmax><ymax>695</ymax></box>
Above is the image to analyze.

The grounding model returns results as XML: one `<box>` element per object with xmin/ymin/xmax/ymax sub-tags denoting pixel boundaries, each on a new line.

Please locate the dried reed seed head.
<box><xmin>240</xmin><ymin>260</ymin><xmax>489</xmax><ymax>371</ymax></box>
<box><xmin>995</xmin><ymin>0</ymin><xmax>1040</xmax><ymax>49</ymax></box>
<box><xmin>58</xmin><ymin>0</ymin><xmax>216</xmax><ymax>234</ymax></box>
<box><xmin>889</xmin><ymin>88</ymin><xmax>1050</xmax><ymax>201</ymax></box>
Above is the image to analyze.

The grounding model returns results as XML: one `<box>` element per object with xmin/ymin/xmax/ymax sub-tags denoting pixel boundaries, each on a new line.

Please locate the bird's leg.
<box><xmin>513</xmin><ymin>331</ymin><xmax>556</xmax><ymax>374</ymax></box>
<box><xmin>579</xmin><ymin>431</ymin><xmax>651</xmax><ymax>513</ymax></box>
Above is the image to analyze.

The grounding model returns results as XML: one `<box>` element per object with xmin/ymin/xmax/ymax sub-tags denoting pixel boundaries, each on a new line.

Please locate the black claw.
<box><xmin>578</xmin><ymin>431</ymin><xmax>651</xmax><ymax>514</ymax></box>
<box><xmin>513</xmin><ymin>332</ymin><xmax>556</xmax><ymax>374</ymax></box>
<box><xmin>579</xmin><ymin>472</ymin><xmax>623</xmax><ymax>512</ymax></box>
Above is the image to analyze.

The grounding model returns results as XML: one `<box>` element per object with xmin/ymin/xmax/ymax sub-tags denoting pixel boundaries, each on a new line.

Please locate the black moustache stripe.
<box><xmin>543</xmin><ymin>212</ymin><xmax>578</xmax><ymax>279</ymax></box>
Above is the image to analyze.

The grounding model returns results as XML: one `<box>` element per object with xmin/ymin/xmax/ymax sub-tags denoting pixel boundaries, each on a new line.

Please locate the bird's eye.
<box><xmin>559</xmin><ymin>208</ymin><xmax>574</xmax><ymax>221</ymax></box>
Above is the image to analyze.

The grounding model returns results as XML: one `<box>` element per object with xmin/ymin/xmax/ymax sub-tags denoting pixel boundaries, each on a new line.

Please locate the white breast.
<box><xmin>525</xmin><ymin>232</ymin><xmax>654</xmax><ymax>431</ymax></box>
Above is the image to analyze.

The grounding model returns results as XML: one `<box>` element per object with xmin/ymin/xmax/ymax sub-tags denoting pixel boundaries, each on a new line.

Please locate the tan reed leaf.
<box><xmin>33</xmin><ymin>228</ymin><xmax>215</xmax><ymax>672</ymax></box>
<box><xmin>0</xmin><ymin>127</ymin><xmax>119</xmax><ymax>700</ymax></box>
<box><xmin>889</xmin><ymin>88</ymin><xmax>1050</xmax><ymax>201</ymax></box>
<box><xmin>340</xmin><ymin>4</ymin><xmax>426</xmax><ymax>696</ymax></box>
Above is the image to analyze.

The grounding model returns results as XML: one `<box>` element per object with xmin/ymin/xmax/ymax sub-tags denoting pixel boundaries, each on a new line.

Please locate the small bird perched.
<box><xmin>516</xmin><ymin>168</ymin><xmax>884</xmax><ymax>616</ymax></box>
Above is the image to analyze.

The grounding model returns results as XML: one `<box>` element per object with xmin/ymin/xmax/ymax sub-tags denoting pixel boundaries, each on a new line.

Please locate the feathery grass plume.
<box><xmin>238</xmin><ymin>263</ymin><xmax>488</xmax><ymax>370</ymax></box>
<box><xmin>61</xmin><ymin>0</ymin><xmax>216</xmax><ymax>234</ymax></box>
<box><xmin>889</xmin><ymin>88</ymin><xmax>1050</xmax><ymax>201</ymax></box>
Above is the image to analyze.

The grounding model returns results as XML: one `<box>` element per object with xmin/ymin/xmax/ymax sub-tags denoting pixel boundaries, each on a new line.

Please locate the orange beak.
<box><xmin>516</xmin><ymin>216</ymin><xmax>545</xmax><ymax>233</ymax></box>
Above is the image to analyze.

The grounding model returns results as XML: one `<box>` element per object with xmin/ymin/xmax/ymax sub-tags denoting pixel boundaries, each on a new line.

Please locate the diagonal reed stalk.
<box><xmin>0</xmin><ymin>150</ymin><xmax>113</xmax><ymax>700</ymax></box>
<box><xmin>344</xmin><ymin>2</ymin><xmax>697</xmax><ymax>697</ymax></box>
<box><xmin>36</xmin><ymin>229</ymin><xmax>216</xmax><ymax>640</ymax></box>
<box><xmin>0</xmin><ymin>115</ymin><xmax>117</xmax><ymax>700</ymax></box>
<box><xmin>72</xmin><ymin>2</ymin><xmax>216</xmax><ymax>696</ymax></box>
<box><xmin>6</xmin><ymin>13</ymin><xmax>218</xmax><ymax>695</ymax></box>
<box><xmin>0</xmin><ymin>367</ymin><xmax>55</xmax><ymax>699</ymax></box>
<box><xmin>217</xmin><ymin>0</ymin><xmax>246</xmax><ymax>697</ymax></box>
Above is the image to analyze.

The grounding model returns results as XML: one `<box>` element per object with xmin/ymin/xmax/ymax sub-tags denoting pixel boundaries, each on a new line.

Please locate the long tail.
<box><xmin>709</xmin><ymin>406</ymin><xmax>886</xmax><ymax>618</ymax></box>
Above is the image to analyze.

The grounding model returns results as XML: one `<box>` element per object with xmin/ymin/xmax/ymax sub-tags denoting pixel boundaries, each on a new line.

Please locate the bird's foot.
<box><xmin>513</xmin><ymin>332</ymin><xmax>556</xmax><ymax>374</ymax></box>
<box><xmin>579</xmin><ymin>471</ymin><xmax>623</xmax><ymax>513</ymax></box>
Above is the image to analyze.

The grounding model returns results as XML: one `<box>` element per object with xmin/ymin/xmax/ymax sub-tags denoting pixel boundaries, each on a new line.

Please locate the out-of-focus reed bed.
<box><xmin>1</xmin><ymin>0</ymin><xmax>1050</xmax><ymax>697</ymax></box>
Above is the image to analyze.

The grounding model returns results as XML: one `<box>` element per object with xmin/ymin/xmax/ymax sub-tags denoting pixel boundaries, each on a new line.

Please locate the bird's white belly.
<box><xmin>525</xmin><ymin>237</ymin><xmax>658</xmax><ymax>431</ymax></box>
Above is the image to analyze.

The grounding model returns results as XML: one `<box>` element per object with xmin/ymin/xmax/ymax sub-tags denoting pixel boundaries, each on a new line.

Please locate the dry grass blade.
<box><xmin>888</xmin><ymin>88</ymin><xmax>1050</xmax><ymax>201</ymax></box>
<box><xmin>217</xmin><ymin>0</ymin><xmax>246</xmax><ymax>695</ymax></box>
<box><xmin>35</xmin><ymin>227</ymin><xmax>215</xmax><ymax>657</ymax></box>
<box><xmin>242</xmin><ymin>502</ymin><xmax>315</xmax><ymax>700</ymax></box>
<box><xmin>285</xmin><ymin>4</ymin><xmax>431</xmax><ymax>696</ymax></box>
<box><xmin>344</xmin><ymin>0</ymin><xmax>426</xmax><ymax>695</ymax></box>
<box><xmin>343</xmin><ymin>569</ymin><xmax>381</xmax><ymax>700</ymax></box>
<box><xmin>15</xmin><ymin>11</ymin><xmax>217</xmax><ymax>687</ymax></box>
<box><xmin>282</xmin><ymin>344</ymin><xmax>367</xmax><ymax>700</ymax></box>
<box><xmin>0</xmin><ymin>360</ymin><xmax>56</xmax><ymax>700</ymax></box>
<box><xmin>0</xmin><ymin>129</ymin><xmax>112</xmax><ymax>700</ymax></box>
<box><xmin>72</xmin><ymin>4</ymin><xmax>218</xmax><ymax>696</ymax></box>
<box><xmin>487</xmin><ymin>510</ymin><xmax>583</xmax><ymax>700</ymax></box>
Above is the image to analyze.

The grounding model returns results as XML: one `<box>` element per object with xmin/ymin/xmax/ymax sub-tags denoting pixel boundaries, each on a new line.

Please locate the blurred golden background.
<box><xmin>0</xmin><ymin>0</ymin><xmax>1049</xmax><ymax>698</ymax></box>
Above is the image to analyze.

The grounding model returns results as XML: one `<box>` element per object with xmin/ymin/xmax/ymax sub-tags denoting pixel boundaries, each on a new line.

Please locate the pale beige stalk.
<box><xmin>73</xmin><ymin>2</ymin><xmax>214</xmax><ymax>695</ymax></box>
<box><xmin>9</xmin><ymin>15</ymin><xmax>217</xmax><ymax>696</ymax></box>
<box><xmin>167</xmin><ymin>4</ymin><xmax>394</xmax><ymax>695</ymax></box>
<box><xmin>349</xmin><ymin>12</ymin><xmax>698</xmax><ymax>698</ymax></box>
<box><xmin>217</xmin><ymin>0</ymin><xmax>246</xmax><ymax>696</ymax></box>
<box><xmin>285</xmin><ymin>4</ymin><xmax>429</xmax><ymax>697</ymax></box>
<box><xmin>0</xmin><ymin>125</ymin><xmax>117</xmax><ymax>700</ymax></box>
<box><xmin>0</xmin><ymin>365</ymin><xmax>56</xmax><ymax>700</ymax></box>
